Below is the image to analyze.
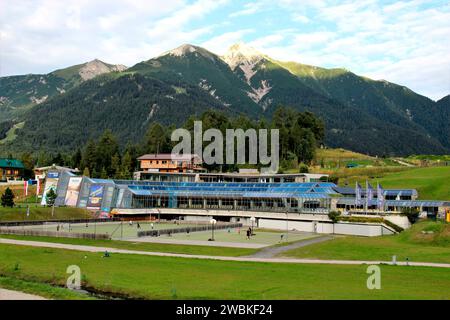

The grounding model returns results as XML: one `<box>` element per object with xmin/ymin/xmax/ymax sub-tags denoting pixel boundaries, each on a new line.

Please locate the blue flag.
<box><xmin>366</xmin><ymin>183</ymin><xmax>374</xmax><ymax>202</ymax></box>
<box><xmin>355</xmin><ymin>182</ymin><xmax>362</xmax><ymax>206</ymax></box>
<box><xmin>377</xmin><ymin>183</ymin><xmax>385</xmax><ymax>210</ymax></box>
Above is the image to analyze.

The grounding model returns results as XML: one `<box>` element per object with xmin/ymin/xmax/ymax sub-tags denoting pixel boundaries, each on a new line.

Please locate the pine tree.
<box><xmin>120</xmin><ymin>151</ymin><xmax>132</xmax><ymax>179</ymax></box>
<box><xmin>96</xmin><ymin>130</ymin><xmax>119</xmax><ymax>174</ymax></box>
<box><xmin>71</xmin><ymin>148</ymin><xmax>82</xmax><ymax>169</ymax></box>
<box><xmin>1</xmin><ymin>187</ymin><xmax>15</xmax><ymax>208</ymax></box>
<box><xmin>82</xmin><ymin>139</ymin><xmax>97</xmax><ymax>172</ymax></box>
<box><xmin>82</xmin><ymin>167</ymin><xmax>90</xmax><ymax>177</ymax></box>
<box><xmin>111</xmin><ymin>153</ymin><xmax>121</xmax><ymax>178</ymax></box>
<box><xmin>46</xmin><ymin>188</ymin><xmax>57</xmax><ymax>207</ymax></box>
<box><xmin>143</xmin><ymin>123</ymin><xmax>169</xmax><ymax>154</ymax></box>
<box><xmin>100</xmin><ymin>167</ymin><xmax>108</xmax><ymax>179</ymax></box>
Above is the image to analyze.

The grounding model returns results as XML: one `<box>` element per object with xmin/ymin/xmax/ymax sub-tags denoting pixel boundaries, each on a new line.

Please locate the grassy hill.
<box><xmin>365</xmin><ymin>166</ymin><xmax>450</xmax><ymax>200</ymax></box>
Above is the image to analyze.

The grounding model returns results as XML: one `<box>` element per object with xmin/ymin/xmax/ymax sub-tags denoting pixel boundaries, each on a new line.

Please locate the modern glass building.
<box><xmin>51</xmin><ymin>171</ymin><xmax>450</xmax><ymax>218</ymax></box>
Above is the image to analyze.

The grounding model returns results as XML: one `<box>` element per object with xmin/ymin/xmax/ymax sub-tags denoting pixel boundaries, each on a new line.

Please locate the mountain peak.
<box><xmin>159</xmin><ymin>44</ymin><xmax>217</xmax><ymax>61</ymax></box>
<box><xmin>222</xmin><ymin>42</ymin><xmax>266</xmax><ymax>70</ymax></box>
<box><xmin>79</xmin><ymin>59</ymin><xmax>126</xmax><ymax>80</ymax></box>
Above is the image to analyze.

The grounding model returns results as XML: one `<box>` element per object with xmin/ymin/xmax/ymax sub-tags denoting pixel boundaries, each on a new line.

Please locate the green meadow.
<box><xmin>0</xmin><ymin>234</ymin><xmax>257</xmax><ymax>257</ymax></box>
<box><xmin>281</xmin><ymin>221</ymin><xmax>450</xmax><ymax>263</ymax></box>
<box><xmin>0</xmin><ymin>243</ymin><xmax>449</xmax><ymax>299</ymax></box>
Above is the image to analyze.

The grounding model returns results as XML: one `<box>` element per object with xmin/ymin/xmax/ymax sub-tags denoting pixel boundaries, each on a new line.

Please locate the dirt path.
<box><xmin>245</xmin><ymin>235</ymin><xmax>334</xmax><ymax>258</ymax></box>
<box><xmin>392</xmin><ymin>158</ymin><xmax>415</xmax><ymax>167</ymax></box>
<box><xmin>1</xmin><ymin>238</ymin><xmax>449</xmax><ymax>268</ymax></box>
<box><xmin>0</xmin><ymin>288</ymin><xmax>46</xmax><ymax>300</ymax></box>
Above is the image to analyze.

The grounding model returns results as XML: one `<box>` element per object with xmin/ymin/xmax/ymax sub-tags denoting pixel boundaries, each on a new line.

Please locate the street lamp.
<box><xmin>249</xmin><ymin>216</ymin><xmax>256</xmax><ymax>236</ymax></box>
<box><xmin>285</xmin><ymin>211</ymin><xmax>289</xmax><ymax>242</ymax></box>
<box><xmin>209</xmin><ymin>218</ymin><xmax>217</xmax><ymax>241</ymax></box>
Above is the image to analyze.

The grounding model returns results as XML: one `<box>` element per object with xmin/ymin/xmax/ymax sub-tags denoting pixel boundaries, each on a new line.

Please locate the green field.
<box><xmin>281</xmin><ymin>221</ymin><xmax>450</xmax><ymax>263</ymax></box>
<box><xmin>331</xmin><ymin>166</ymin><xmax>449</xmax><ymax>200</ymax></box>
<box><xmin>0</xmin><ymin>206</ymin><xmax>91</xmax><ymax>222</ymax></box>
<box><xmin>0</xmin><ymin>243</ymin><xmax>448</xmax><ymax>299</ymax></box>
<box><xmin>0</xmin><ymin>234</ymin><xmax>258</xmax><ymax>257</ymax></box>
<box><xmin>369</xmin><ymin>166</ymin><xmax>450</xmax><ymax>200</ymax></box>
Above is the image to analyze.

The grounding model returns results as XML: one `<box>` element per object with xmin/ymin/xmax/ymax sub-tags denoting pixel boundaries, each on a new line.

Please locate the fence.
<box><xmin>0</xmin><ymin>218</ymin><xmax>120</xmax><ymax>228</ymax></box>
<box><xmin>137</xmin><ymin>222</ymin><xmax>243</xmax><ymax>237</ymax></box>
<box><xmin>0</xmin><ymin>227</ymin><xmax>110</xmax><ymax>240</ymax></box>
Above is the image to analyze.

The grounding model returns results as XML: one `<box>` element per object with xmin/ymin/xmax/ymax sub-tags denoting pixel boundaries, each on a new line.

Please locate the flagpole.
<box><xmin>365</xmin><ymin>180</ymin><xmax>368</xmax><ymax>214</ymax></box>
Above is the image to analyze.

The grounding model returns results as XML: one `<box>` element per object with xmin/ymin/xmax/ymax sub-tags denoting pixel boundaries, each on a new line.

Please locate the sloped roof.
<box><xmin>137</xmin><ymin>153</ymin><xmax>201</xmax><ymax>161</ymax></box>
<box><xmin>0</xmin><ymin>158</ymin><xmax>25</xmax><ymax>169</ymax></box>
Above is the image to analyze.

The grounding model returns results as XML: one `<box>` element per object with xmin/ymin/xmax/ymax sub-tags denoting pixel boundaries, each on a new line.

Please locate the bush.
<box><xmin>299</xmin><ymin>163</ymin><xmax>309</xmax><ymax>173</ymax></box>
<box><xmin>1</xmin><ymin>187</ymin><xmax>15</xmax><ymax>208</ymax></box>
<box><xmin>401</xmin><ymin>208</ymin><xmax>420</xmax><ymax>224</ymax></box>
<box><xmin>328</xmin><ymin>211</ymin><xmax>341</xmax><ymax>223</ymax></box>
<box><xmin>46</xmin><ymin>189</ymin><xmax>57</xmax><ymax>207</ymax></box>
<box><xmin>327</xmin><ymin>174</ymin><xmax>339</xmax><ymax>184</ymax></box>
<box><xmin>339</xmin><ymin>216</ymin><xmax>383</xmax><ymax>224</ymax></box>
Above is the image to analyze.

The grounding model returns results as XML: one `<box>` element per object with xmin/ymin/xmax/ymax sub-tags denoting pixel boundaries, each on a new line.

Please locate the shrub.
<box><xmin>401</xmin><ymin>207</ymin><xmax>420</xmax><ymax>224</ymax></box>
<box><xmin>1</xmin><ymin>187</ymin><xmax>15</xmax><ymax>208</ymax></box>
<box><xmin>299</xmin><ymin>163</ymin><xmax>309</xmax><ymax>173</ymax></box>
<box><xmin>328</xmin><ymin>211</ymin><xmax>341</xmax><ymax>223</ymax></box>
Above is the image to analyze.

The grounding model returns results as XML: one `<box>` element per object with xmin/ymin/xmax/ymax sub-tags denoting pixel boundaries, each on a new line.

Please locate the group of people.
<box><xmin>56</xmin><ymin>224</ymin><xmax>71</xmax><ymax>232</ymax></box>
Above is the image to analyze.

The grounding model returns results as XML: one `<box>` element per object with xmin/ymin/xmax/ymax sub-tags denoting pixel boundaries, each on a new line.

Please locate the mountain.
<box><xmin>129</xmin><ymin>44</ymin><xmax>262</xmax><ymax>117</ymax></box>
<box><xmin>0</xmin><ymin>43</ymin><xmax>449</xmax><ymax>156</ymax></box>
<box><xmin>0</xmin><ymin>59</ymin><xmax>127</xmax><ymax>121</ymax></box>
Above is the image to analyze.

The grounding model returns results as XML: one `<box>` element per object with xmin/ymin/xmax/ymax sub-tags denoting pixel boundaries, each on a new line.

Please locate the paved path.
<box><xmin>129</xmin><ymin>237</ymin><xmax>267</xmax><ymax>248</ymax></box>
<box><xmin>0</xmin><ymin>288</ymin><xmax>46</xmax><ymax>300</ymax></box>
<box><xmin>392</xmin><ymin>158</ymin><xmax>415</xmax><ymax>167</ymax></box>
<box><xmin>245</xmin><ymin>235</ymin><xmax>334</xmax><ymax>258</ymax></box>
<box><xmin>1</xmin><ymin>238</ymin><xmax>449</xmax><ymax>268</ymax></box>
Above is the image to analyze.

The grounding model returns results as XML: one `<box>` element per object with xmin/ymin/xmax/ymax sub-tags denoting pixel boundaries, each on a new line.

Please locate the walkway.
<box><xmin>129</xmin><ymin>237</ymin><xmax>266</xmax><ymax>248</ymax></box>
<box><xmin>1</xmin><ymin>238</ymin><xmax>449</xmax><ymax>268</ymax></box>
<box><xmin>392</xmin><ymin>158</ymin><xmax>415</xmax><ymax>167</ymax></box>
<box><xmin>0</xmin><ymin>288</ymin><xmax>46</xmax><ymax>300</ymax></box>
<box><xmin>246</xmin><ymin>235</ymin><xmax>334</xmax><ymax>258</ymax></box>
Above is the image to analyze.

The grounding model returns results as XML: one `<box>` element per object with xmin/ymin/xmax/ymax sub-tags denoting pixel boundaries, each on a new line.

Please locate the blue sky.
<box><xmin>1</xmin><ymin>0</ymin><xmax>449</xmax><ymax>100</ymax></box>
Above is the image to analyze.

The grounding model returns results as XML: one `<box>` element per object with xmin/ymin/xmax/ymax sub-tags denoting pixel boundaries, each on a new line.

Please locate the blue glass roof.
<box><xmin>126</xmin><ymin>182</ymin><xmax>337</xmax><ymax>199</ymax></box>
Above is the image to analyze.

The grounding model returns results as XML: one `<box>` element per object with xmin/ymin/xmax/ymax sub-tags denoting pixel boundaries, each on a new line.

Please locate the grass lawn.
<box><xmin>0</xmin><ymin>243</ymin><xmax>448</xmax><ymax>299</ymax></box>
<box><xmin>368</xmin><ymin>166</ymin><xmax>450</xmax><ymax>200</ymax></box>
<box><xmin>0</xmin><ymin>234</ymin><xmax>258</xmax><ymax>257</ymax></box>
<box><xmin>0</xmin><ymin>276</ymin><xmax>94</xmax><ymax>300</ymax></box>
<box><xmin>0</xmin><ymin>206</ymin><xmax>91</xmax><ymax>222</ymax></box>
<box><xmin>280</xmin><ymin>221</ymin><xmax>450</xmax><ymax>264</ymax></box>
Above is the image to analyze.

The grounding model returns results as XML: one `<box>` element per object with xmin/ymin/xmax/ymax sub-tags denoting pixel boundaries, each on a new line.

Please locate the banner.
<box><xmin>87</xmin><ymin>185</ymin><xmax>104</xmax><ymax>209</ymax></box>
<box><xmin>64</xmin><ymin>177</ymin><xmax>83</xmax><ymax>206</ymax></box>
<box><xmin>377</xmin><ymin>183</ymin><xmax>385</xmax><ymax>210</ymax></box>
<box><xmin>36</xmin><ymin>179</ymin><xmax>40</xmax><ymax>196</ymax></box>
<box><xmin>41</xmin><ymin>174</ymin><xmax>59</xmax><ymax>206</ymax></box>
<box><xmin>366</xmin><ymin>182</ymin><xmax>374</xmax><ymax>202</ymax></box>
<box><xmin>355</xmin><ymin>182</ymin><xmax>362</xmax><ymax>206</ymax></box>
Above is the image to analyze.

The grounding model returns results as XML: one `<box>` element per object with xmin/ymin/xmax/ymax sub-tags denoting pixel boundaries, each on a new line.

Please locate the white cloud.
<box><xmin>229</xmin><ymin>2</ymin><xmax>263</xmax><ymax>17</ymax></box>
<box><xmin>200</xmin><ymin>29</ymin><xmax>255</xmax><ymax>55</ymax></box>
<box><xmin>0</xmin><ymin>0</ymin><xmax>448</xmax><ymax>99</ymax></box>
